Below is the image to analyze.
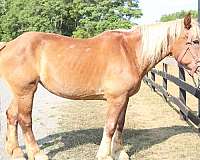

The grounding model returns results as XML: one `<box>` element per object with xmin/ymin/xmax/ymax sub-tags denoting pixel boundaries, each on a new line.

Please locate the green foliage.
<box><xmin>0</xmin><ymin>0</ymin><xmax>76</xmax><ymax>40</ymax></box>
<box><xmin>160</xmin><ymin>10</ymin><xmax>198</xmax><ymax>22</ymax></box>
<box><xmin>0</xmin><ymin>0</ymin><xmax>142</xmax><ymax>41</ymax></box>
<box><xmin>72</xmin><ymin>0</ymin><xmax>142</xmax><ymax>38</ymax></box>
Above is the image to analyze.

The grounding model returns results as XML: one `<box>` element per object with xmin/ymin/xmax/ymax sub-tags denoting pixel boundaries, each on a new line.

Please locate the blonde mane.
<box><xmin>135</xmin><ymin>19</ymin><xmax>200</xmax><ymax>63</ymax></box>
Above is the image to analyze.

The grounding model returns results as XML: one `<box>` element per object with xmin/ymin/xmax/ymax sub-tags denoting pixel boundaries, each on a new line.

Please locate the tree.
<box><xmin>160</xmin><ymin>10</ymin><xmax>197</xmax><ymax>22</ymax></box>
<box><xmin>0</xmin><ymin>0</ymin><xmax>77</xmax><ymax>40</ymax></box>
<box><xmin>0</xmin><ymin>0</ymin><xmax>142</xmax><ymax>41</ymax></box>
<box><xmin>0</xmin><ymin>0</ymin><xmax>6</xmax><ymax>40</ymax></box>
<box><xmin>72</xmin><ymin>0</ymin><xmax>142</xmax><ymax>38</ymax></box>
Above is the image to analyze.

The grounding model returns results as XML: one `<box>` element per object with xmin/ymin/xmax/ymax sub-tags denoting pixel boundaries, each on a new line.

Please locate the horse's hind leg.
<box><xmin>16</xmin><ymin>84</ymin><xmax>48</xmax><ymax>160</ymax></box>
<box><xmin>6</xmin><ymin>99</ymin><xmax>25</xmax><ymax>160</ymax></box>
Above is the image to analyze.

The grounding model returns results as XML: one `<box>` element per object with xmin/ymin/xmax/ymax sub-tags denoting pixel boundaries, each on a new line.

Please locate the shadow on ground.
<box><xmin>36</xmin><ymin>125</ymin><xmax>194</xmax><ymax>159</ymax></box>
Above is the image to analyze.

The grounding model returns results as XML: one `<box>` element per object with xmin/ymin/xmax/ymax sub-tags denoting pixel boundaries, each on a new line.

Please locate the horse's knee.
<box><xmin>18</xmin><ymin>113</ymin><xmax>32</xmax><ymax>130</ymax></box>
<box><xmin>6</xmin><ymin>108</ymin><xmax>18</xmax><ymax>125</ymax></box>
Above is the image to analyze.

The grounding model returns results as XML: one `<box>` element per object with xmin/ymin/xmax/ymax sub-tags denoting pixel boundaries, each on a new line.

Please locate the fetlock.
<box><xmin>27</xmin><ymin>150</ymin><xmax>48</xmax><ymax>160</ymax></box>
<box><xmin>12</xmin><ymin>147</ymin><xmax>25</xmax><ymax>159</ymax></box>
<box><xmin>5</xmin><ymin>143</ymin><xmax>25</xmax><ymax>160</ymax></box>
<box><xmin>5</xmin><ymin>141</ymin><xmax>17</xmax><ymax>155</ymax></box>
<box><xmin>34</xmin><ymin>151</ymin><xmax>49</xmax><ymax>160</ymax></box>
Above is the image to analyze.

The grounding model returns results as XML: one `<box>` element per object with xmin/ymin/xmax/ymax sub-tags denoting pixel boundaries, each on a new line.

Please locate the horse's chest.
<box><xmin>128</xmin><ymin>80</ymin><xmax>141</xmax><ymax>97</ymax></box>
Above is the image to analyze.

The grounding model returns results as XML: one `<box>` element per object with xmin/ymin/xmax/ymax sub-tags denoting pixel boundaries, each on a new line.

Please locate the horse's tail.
<box><xmin>0</xmin><ymin>42</ymin><xmax>6</xmax><ymax>52</ymax></box>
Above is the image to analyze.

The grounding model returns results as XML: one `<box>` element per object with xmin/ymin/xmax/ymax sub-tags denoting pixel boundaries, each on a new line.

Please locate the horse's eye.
<box><xmin>193</xmin><ymin>39</ymin><xmax>199</xmax><ymax>44</ymax></box>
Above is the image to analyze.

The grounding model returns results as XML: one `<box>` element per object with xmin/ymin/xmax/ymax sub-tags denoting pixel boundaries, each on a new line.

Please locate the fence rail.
<box><xmin>143</xmin><ymin>57</ymin><xmax>200</xmax><ymax>131</ymax></box>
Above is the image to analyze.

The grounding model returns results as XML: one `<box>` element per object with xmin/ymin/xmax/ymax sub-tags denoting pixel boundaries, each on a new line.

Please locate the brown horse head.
<box><xmin>170</xmin><ymin>13</ymin><xmax>200</xmax><ymax>76</ymax></box>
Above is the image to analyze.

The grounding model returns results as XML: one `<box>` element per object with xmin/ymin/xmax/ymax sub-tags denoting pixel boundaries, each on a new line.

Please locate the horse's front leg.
<box><xmin>111</xmin><ymin>98</ymin><xmax>129</xmax><ymax>160</ymax></box>
<box><xmin>96</xmin><ymin>93</ymin><xmax>128</xmax><ymax>160</ymax></box>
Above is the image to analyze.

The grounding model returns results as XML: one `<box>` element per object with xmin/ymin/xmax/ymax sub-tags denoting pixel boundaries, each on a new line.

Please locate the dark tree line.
<box><xmin>160</xmin><ymin>10</ymin><xmax>197</xmax><ymax>22</ymax></box>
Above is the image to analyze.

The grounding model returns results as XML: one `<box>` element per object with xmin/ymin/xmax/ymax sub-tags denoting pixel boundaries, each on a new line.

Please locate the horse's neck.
<box><xmin>140</xmin><ymin>53</ymin><xmax>169</xmax><ymax>77</ymax></box>
<box><xmin>136</xmin><ymin>41</ymin><xmax>171</xmax><ymax>77</ymax></box>
<box><xmin>121</xmin><ymin>29</ymin><xmax>171</xmax><ymax>77</ymax></box>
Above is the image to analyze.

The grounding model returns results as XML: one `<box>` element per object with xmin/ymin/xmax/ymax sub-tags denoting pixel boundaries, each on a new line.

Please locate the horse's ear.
<box><xmin>184</xmin><ymin>12</ymin><xmax>192</xmax><ymax>30</ymax></box>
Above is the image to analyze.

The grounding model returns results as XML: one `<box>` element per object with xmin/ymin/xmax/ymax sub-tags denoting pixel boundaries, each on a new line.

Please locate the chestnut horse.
<box><xmin>0</xmin><ymin>14</ymin><xmax>200</xmax><ymax>160</ymax></box>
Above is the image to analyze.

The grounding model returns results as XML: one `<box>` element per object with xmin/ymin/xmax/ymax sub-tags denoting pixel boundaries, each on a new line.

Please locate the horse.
<box><xmin>0</xmin><ymin>14</ymin><xmax>199</xmax><ymax>160</ymax></box>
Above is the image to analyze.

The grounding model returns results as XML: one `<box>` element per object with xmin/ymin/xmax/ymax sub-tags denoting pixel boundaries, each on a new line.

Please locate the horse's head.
<box><xmin>170</xmin><ymin>13</ymin><xmax>200</xmax><ymax>76</ymax></box>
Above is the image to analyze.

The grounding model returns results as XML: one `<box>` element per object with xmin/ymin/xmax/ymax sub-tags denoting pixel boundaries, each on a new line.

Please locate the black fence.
<box><xmin>143</xmin><ymin>57</ymin><xmax>200</xmax><ymax>131</ymax></box>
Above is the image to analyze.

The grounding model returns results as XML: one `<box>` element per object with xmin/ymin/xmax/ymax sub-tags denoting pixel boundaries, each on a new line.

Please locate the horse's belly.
<box><xmin>40</xmin><ymin>72</ymin><xmax>104</xmax><ymax>100</ymax></box>
<box><xmin>39</xmin><ymin>49</ymin><xmax>105</xmax><ymax>100</ymax></box>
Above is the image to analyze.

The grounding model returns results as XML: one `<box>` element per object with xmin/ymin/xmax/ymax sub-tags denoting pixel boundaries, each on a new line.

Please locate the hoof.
<box><xmin>118</xmin><ymin>150</ymin><xmax>129</xmax><ymax>160</ymax></box>
<box><xmin>113</xmin><ymin>150</ymin><xmax>129</xmax><ymax>160</ymax></box>
<box><xmin>9</xmin><ymin>147</ymin><xmax>25</xmax><ymax>160</ymax></box>
<box><xmin>106</xmin><ymin>156</ymin><xmax>113</xmax><ymax>160</ymax></box>
<box><xmin>5</xmin><ymin>142</ymin><xmax>14</xmax><ymax>155</ymax></box>
<box><xmin>34</xmin><ymin>151</ymin><xmax>49</xmax><ymax>160</ymax></box>
<box><xmin>96</xmin><ymin>156</ymin><xmax>113</xmax><ymax>160</ymax></box>
<box><xmin>12</xmin><ymin>158</ymin><xmax>26</xmax><ymax>160</ymax></box>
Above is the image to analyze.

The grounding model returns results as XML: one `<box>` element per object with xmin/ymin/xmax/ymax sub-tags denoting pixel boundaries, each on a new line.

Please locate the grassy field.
<box><xmin>30</xmin><ymin>82</ymin><xmax>200</xmax><ymax>160</ymax></box>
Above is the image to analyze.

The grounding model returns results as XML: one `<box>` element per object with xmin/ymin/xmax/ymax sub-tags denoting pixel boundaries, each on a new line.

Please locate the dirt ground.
<box><xmin>0</xmin><ymin>81</ymin><xmax>200</xmax><ymax>160</ymax></box>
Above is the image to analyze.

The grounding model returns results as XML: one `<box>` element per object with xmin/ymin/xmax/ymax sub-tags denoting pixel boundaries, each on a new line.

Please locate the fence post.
<box><xmin>198</xmin><ymin>0</ymin><xmax>200</xmax><ymax>118</ymax></box>
<box><xmin>151</xmin><ymin>68</ymin><xmax>155</xmax><ymax>91</ymax></box>
<box><xmin>162</xmin><ymin>63</ymin><xmax>168</xmax><ymax>100</ymax></box>
<box><xmin>198</xmin><ymin>79</ymin><xmax>200</xmax><ymax>119</ymax></box>
<box><xmin>179</xmin><ymin>66</ymin><xmax>187</xmax><ymax>120</ymax></box>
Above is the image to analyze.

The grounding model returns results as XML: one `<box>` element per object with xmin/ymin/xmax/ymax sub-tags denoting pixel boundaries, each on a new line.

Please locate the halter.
<box><xmin>176</xmin><ymin>32</ymin><xmax>200</xmax><ymax>76</ymax></box>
